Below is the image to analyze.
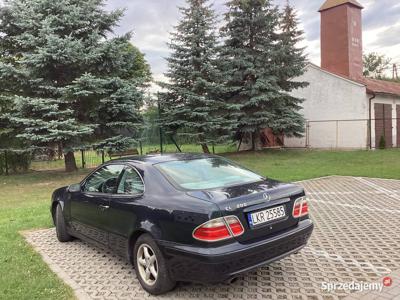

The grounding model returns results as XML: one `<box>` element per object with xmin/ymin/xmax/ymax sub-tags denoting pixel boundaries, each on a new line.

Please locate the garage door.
<box><xmin>397</xmin><ymin>105</ymin><xmax>400</xmax><ymax>148</ymax></box>
<box><xmin>374</xmin><ymin>103</ymin><xmax>392</xmax><ymax>148</ymax></box>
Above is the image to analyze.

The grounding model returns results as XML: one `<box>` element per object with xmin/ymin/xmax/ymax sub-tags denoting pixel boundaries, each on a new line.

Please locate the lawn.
<box><xmin>225</xmin><ymin>149</ymin><xmax>400</xmax><ymax>182</ymax></box>
<box><xmin>0</xmin><ymin>170</ymin><xmax>87</xmax><ymax>300</ymax></box>
<box><xmin>1</xmin><ymin>149</ymin><xmax>399</xmax><ymax>299</ymax></box>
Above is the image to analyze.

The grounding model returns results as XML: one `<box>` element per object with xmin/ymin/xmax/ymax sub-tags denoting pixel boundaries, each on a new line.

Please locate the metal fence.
<box><xmin>285</xmin><ymin>118</ymin><xmax>399</xmax><ymax>150</ymax></box>
<box><xmin>0</xmin><ymin>149</ymin><xmax>31</xmax><ymax>175</ymax></box>
<box><xmin>29</xmin><ymin>149</ymin><xmax>109</xmax><ymax>172</ymax></box>
<box><xmin>1</xmin><ymin>117</ymin><xmax>398</xmax><ymax>175</ymax></box>
<box><xmin>0</xmin><ymin>137</ymin><xmax>237</xmax><ymax>175</ymax></box>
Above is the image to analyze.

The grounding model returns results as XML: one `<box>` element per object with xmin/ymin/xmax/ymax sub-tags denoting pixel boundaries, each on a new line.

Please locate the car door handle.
<box><xmin>99</xmin><ymin>205</ymin><xmax>110</xmax><ymax>210</ymax></box>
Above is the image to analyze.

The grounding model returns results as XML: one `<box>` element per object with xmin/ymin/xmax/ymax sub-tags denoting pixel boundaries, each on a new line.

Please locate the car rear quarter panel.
<box><xmin>129</xmin><ymin>196</ymin><xmax>219</xmax><ymax>243</ymax></box>
<box><xmin>110</xmin><ymin>166</ymin><xmax>221</xmax><ymax>244</ymax></box>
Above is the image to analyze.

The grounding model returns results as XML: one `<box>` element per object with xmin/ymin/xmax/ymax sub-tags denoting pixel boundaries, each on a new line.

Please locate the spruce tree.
<box><xmin>220</xmin><ymin>0</ymin><xmax>282</xmax><ymax>150</ymax></box>
<box><xmin>0</xmin><ymin>0</ymin><xmax>146</xmax><ymax>171</ymax></box>
<box><xmin>273</xmin><ymin>0</ymin><xmax>308</xmax><ymax>137</ymax></box>
<box><xmin>160</xmin><ymin>0</ymin><xmax>223</xmax><ymax>153</ymax></box>
<box><xmin>219</xmin><ymin>0</ymin><xmax>307</xmax><ymax>150</ymax></box>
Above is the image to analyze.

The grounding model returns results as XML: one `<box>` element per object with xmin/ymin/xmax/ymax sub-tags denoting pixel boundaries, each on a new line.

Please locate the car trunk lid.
<box><xmin>187</xmin><ymin>179</ymin><xmax>304</xmax><ymax>243</ymax></box>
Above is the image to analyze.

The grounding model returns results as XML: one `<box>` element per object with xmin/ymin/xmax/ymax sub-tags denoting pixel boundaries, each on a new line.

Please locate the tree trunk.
<box><xmin>201</xmin><ymin>143</ymin><xmax>210</xmax><ymax>154</ymax></box>
<box><xmin>57</xmin><ymin>142</ymin><xmax>63</xmax><ymax>159</ymax></box>
<box><xmin>237</xmin><ymin>132</ymin><xmax>243</xmax><ymax>152</ymax></box>
<box><xmin>251</xmin><ymin>131</ymin><xmax>262</xmax><ymax>151</ymax></box>
<box><xmin>64</xmin><ymin>151</ymin><xmax>78</xmax><ymax>172</ymax></box>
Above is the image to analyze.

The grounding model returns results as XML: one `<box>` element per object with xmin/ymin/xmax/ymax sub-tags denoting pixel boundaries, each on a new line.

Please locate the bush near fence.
<box><xmin>0</xmin><ymin>112</ymin><xmax>238</xmax><ymax>174</ymax></box>
<box><xmin>0</xmin><ymin>150</ymin><xmax>31</xmax><ymax>175</ymax></box>
<box><xmin>4</xmin><ymin>141</ymin><xmax>236</xmax><ymax>174</ymax></box>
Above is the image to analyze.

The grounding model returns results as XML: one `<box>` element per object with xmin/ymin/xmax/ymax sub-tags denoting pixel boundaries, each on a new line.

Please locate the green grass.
<box><xmin>0</xmin><ymin>170</ymin><xmax>88</xmax><ymax>300</ymax></box>
<box><xmin>1</xmin><ymin>149</ymin><xmax>400</xmax><ymax>299</ymax></box>
<box><xmin>225</xmin><ymin>149</ymin><xmax>400</xmax><ymax>182</ymax></box>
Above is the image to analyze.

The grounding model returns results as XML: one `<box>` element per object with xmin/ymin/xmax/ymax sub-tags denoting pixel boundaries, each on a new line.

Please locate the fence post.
<box><xmin>139</xmin><ymin>141</ymin><xmax>143</xmax><ymax>155</ymax></box>
<box><xmin>157</xmin><ymin>95</ymin><xmax>164</xmax><ymax>154</ymax></box>
<box><xmin>101</xmin><ymin>150</ymin><xmax>105</xmax><ymax>164</ymax></box>
<box><xmin>212</xmin><ymin>143</ymin><xmax>215</xmax><ymax>154</ymax></box>
<box><xmin>159</xmin><ymin>128</ymin><xmax>164</xmax><ymax>154</ymax></box>
<box><xmin>81</xmin><ymin>150</ymin><xmax>85</xmax><ymax>169</ymax></box>
<box><xmin>336</xmin><ymin>120</ymin><xmax>339</xmax><ymax>149</ymax></box>
<box><xmin>170</xmin><ymin>135</ymin><xmax>181</xmax><ymax>153</ymax></box>
<box><xmin>4</xmin><ymin>150</ymin><xmax>9</xmax><ymax>176</ymax></box>
<box><xmin>368</xmin><ymin>119</ymin><xmax>372</xmax><ymax>149</ymax></box>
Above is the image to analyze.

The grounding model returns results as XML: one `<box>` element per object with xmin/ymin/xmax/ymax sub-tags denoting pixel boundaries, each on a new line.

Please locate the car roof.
<box><xmin>110</xmin><ymin>152</ymin><xmax>217</xmax><ymax>165</ymax></box>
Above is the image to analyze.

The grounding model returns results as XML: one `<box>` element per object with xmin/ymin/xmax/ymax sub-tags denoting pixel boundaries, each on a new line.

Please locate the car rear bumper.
<box><xmin>158</xmin><ymin>218</ymin><xmax>314</xmax><ymax>283</ymax></box>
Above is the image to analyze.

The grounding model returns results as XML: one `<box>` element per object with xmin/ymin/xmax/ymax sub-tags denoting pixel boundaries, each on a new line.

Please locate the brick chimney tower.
<box><xmin>319</xmin><ymin>0</ymin><xmax>364</xmax><ymax>80</ymax></box>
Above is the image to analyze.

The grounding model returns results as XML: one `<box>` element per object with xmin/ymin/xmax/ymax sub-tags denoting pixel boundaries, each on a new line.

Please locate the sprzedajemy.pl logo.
<box><xmin>321</xmin><ymin>277</ymin><xmax>393</xmax><ymax>293</ymax></box>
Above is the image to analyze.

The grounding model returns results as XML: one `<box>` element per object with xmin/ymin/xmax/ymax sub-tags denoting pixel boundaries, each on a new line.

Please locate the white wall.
<box><xmin>285</xmin><ymin>65</ymin><xmax>370</xmax><ymax>149</ymax></box>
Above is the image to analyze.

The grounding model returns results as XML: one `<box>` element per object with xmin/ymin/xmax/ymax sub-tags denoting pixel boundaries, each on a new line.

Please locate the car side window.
<box><xmin>117</xmin><ymin>167</ymin><xmax>144</xmax><ymax>196</ymax></box>
<box><xmin>84</xmin><ymin>164</ymin><xmax>125</xmax><ymax>194</ymax></box>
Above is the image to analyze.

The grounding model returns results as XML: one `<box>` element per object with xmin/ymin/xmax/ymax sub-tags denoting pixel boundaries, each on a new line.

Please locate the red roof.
<box><xmin>319</xmin><ymin>0</ymin><xmax>363</xmax><ymax>12</ymax></box>
<box><xmin>361</xmin><ymin>77</ymin><xmax>400</xmax><ymax>97</ymax></box>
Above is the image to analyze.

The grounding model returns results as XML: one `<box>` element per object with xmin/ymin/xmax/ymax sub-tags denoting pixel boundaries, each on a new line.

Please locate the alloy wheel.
<box><xmin>136</xmin><ymin>243</ymin><xmax>158</xmax><ymax>286</ymax></box>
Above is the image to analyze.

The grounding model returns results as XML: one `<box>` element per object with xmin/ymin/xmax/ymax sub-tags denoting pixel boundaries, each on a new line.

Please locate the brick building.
<box><xmin>284</xmin><ymin>0</ymin><xmax>400</xmax><ymax>149</ymax></box>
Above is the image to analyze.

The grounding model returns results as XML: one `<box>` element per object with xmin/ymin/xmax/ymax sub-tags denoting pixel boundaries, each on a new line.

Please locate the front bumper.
<box><xmin>158</xmin><ymin>219</ymin><xmax>314</xmax><ymax>283</ymax></box>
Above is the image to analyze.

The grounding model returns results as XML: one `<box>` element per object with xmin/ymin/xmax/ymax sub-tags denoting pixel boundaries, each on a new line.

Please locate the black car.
<box><xmin>51</xmin><ymin>153</ymin><xmax>313</xmax><ymax>295</ymax></box>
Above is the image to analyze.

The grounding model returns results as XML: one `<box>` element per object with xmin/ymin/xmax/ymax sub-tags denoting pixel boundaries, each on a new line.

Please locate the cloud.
<box><xmin>106</xmin><ymin>0</ymin><xmax>328</xmax><ymax>76</ymax></box>
<box><xmin>4</xmin><ymin>0</ymin><xmax>396</xmax><ymax>80</ymax></box>
<box><xmin>105</xmin><ymin>0</ymin><xmax>188</xmax><ymax>75</ymax></box>
<box><xmin>3</xmin><ymin>0</ymin><xmax>396</xmax><ymax>79</ymax></box>
<box><xmin>372</xmin><ymin>23</ymin><xmax>400</xmax><ymax>48</ymax></box>
<box><xmin>363</xmin><ymin>0</ymin><xmax>400</xmax><ymax>30</ymax></box>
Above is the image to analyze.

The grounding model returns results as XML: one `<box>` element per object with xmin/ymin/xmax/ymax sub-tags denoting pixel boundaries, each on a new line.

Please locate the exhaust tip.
<box><xmin>225</xmin><ymin>277</ymin><xmax>238</xmax><ymax>284</ymax></box>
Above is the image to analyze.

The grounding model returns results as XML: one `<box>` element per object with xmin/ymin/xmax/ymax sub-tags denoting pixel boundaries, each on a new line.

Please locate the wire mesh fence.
<box><xmin>1</xmin><ymin>130</ymin><xmax>237</xmax><ymax>175</ymax></box>
<box><xmin>1</xmin><ymin>117</ymin><xmax>398</xmax><ymax>175</ymax></box>
<box><xmin>28</xmin><ymin>149</ymin><xmax>107</xmax><ymax>171</ymax></box>
<box><xmin>285</xmin><ymin>118</ymin><xmax>399</xmax><ymax>150</ymax></box>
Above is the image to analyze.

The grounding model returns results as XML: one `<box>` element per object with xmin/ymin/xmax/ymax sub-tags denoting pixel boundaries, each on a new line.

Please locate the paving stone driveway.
<box><xmin>23</xmin><ymin>176</ymin><xmax>400</xmax><ymax>300</ymax></box>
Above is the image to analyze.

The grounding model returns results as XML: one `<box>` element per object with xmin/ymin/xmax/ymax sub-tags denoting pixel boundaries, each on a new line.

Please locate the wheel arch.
<box><xmin>51</xmin><ymin>200</ymin><xmax>65</xmax><ymax>225</ymax></box>
<box><xmin>127</xmin><ymin>219</ymin><xmax>163</xmax><ymax>260</ymax></box>
<box><xmin>128</xmin><ymin>230</ymin><xmax>149</xmax><ymax>264</ymax></box>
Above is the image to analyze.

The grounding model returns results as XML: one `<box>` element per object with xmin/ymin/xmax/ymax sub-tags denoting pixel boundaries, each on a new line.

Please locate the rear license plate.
<box><xmin>248</xmin><ymin>205</ymin><xmax>286</xmax><ymax>226</ymax></box>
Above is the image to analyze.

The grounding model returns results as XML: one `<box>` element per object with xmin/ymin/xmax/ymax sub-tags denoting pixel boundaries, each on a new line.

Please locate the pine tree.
<box><xmin>0</xmin><ymin>0</ymin><xmax>147</xmax><ymax>171</ymax></box>
<box><xmin>160</xmin><ymin>0</ymin><xmax>224</xmax><ymax>153</ymax></box>
<box><xmin>219</xmin><ymin>0</ymin><xmax>282</xmax><ymax>150</ymax></box>
<box><xmin>219</xmin><ymin>0</ymin><xmax>307</xmax><ymax>150</ymax></box>
<box><xmin>273</xmin><ymin>0</ymin><xmax>308</xmax><ymax>137</ymax></box>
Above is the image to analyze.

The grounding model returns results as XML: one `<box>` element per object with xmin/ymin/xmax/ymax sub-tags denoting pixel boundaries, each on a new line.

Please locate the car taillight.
<box><xmin>193</xmin><ymin>216</ymin><xmax>244</xmax><ymax>242</ymax></box>
<box><xmin>224</xmin><ymin>215</ymin><xmax>244</xmax><ymax>236</ymax></box>
<box><xmin>292</xmin><ymin>197</ymin><xmax>309</xmax><ymax>218</ymax></box>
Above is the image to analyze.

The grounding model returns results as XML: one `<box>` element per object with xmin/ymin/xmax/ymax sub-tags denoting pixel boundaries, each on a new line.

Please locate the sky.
<box><xmin>104</xmin><ymin>0</ymin><xmax>400</xmax><ymax>84</ymax></box>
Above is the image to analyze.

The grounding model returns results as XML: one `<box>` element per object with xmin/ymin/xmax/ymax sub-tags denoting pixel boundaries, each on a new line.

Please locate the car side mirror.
<box><xmin>68</xmin><ymin>183</ymin><xmax>81</xmax><ymax>193</ymax></box>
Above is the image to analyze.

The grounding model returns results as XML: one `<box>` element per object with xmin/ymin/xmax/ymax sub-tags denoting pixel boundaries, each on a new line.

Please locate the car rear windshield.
<box><xmin>155</xmin><ymin>158</ymin><xmax>264</xmax><ymax>190</ymax></box>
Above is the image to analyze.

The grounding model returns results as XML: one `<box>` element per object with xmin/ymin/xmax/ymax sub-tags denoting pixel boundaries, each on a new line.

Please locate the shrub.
<box><xmin>378</xmin><ymin>135</ymin><xmax>386</xmax><ymax>149</ymax></box>
<box><xmin>0</xmin><ymin>150</ymin><xmax>32</xmax><ymax>175</ymax></box>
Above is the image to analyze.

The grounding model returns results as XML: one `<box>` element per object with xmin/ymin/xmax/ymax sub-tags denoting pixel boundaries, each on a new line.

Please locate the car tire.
<box><xmin>133</xmin><ymin>234</ymin><xmax>176</xmax><ymax>295</ymax></box>
<box><xmin>55</xmin><ymin>204</ymin><xmax>73</xmax><ymax>242</ymax></box>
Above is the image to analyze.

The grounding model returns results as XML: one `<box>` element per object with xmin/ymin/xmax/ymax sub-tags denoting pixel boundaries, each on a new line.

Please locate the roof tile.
<box><xmin>362</xmin><ymin>77</ymin><xmax>400</xmax><ymax>97</ymax></box>
<box><xmin>319</xmin><ymin>0</ymin><xmax>364</xmax><ymax>12</ymax></box>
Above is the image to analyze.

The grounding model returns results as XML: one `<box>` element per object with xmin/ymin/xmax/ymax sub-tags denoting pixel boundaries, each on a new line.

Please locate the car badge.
<box><xmin>263</xmin><ymin>193</ymin><xmax>271</xmax><ymax>201</ymax></box>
